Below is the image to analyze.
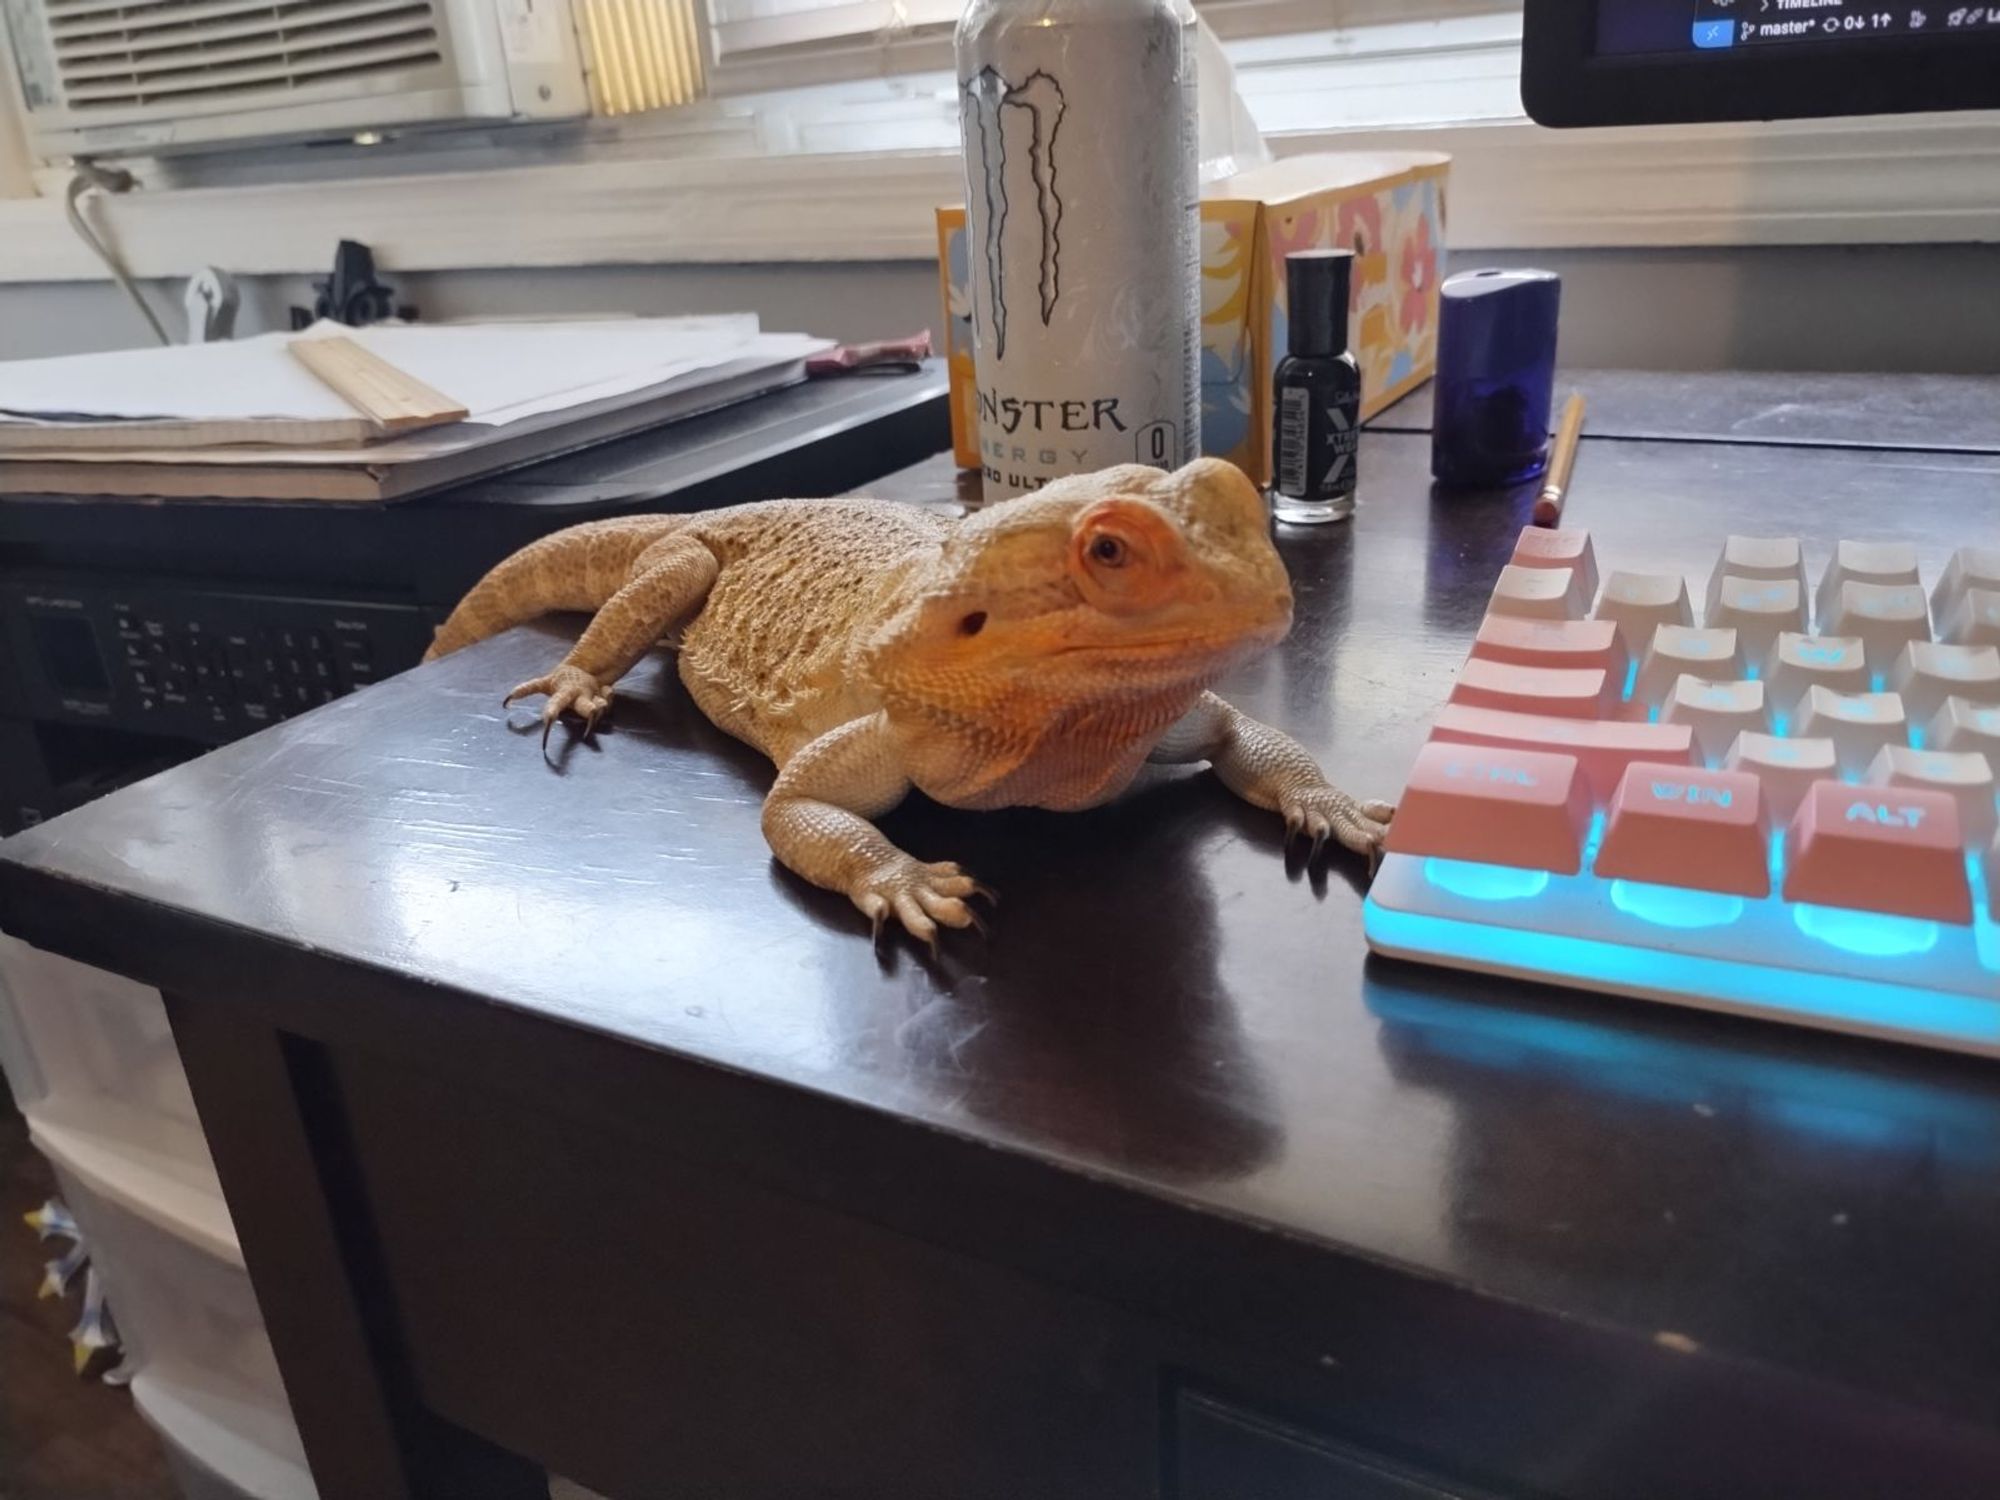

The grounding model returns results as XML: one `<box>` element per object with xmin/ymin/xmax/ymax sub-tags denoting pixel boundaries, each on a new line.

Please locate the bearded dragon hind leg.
<box><xmin>504</xmin><ymin>533</ymin><xmax>721</xmax><ymax>749</ymax></box>
<box><xmin>506</xmin><ymin>664</ymin><xmax>613</xmax><ymax>746</ymax></box>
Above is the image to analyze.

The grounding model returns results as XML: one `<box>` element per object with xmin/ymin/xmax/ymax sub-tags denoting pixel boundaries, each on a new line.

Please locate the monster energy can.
<box><xmin>956</xmin><ymin>0</ymin><xmax>1201</xmax><ymax>500</ymax></box>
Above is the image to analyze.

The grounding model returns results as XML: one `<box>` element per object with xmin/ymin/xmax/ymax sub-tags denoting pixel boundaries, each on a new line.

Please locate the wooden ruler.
<box><xmin>288</xmin><ymin>335</ymin><xmax>469</xmax><ymax>434</ymax></box>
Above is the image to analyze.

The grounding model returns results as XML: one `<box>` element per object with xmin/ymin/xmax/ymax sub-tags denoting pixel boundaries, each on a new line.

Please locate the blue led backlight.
<box><xmin>1870</xmin><ymin>671</ymin><xmax>1887</xmax><ymax>693</ymax></box>
<box><xmin>1583</xmin><ymin>809</ymin><xmax>1607</xmax><ymax>865</ymax></box>
<box><xmin>1744</xmin><ymin>662</ymin><xmax>1761</xmax><ymax>681</ymax></box>
<box><xmin>1610</xmin><ymin>880</ymin><xmax>1745</xmax><ymax>929</ymax></box>
<box><xmin>1622</xmin><ymin>660</ymin><xmax>1638</xmax><ymax>701</ymax></box>
<box><xmin>1366</xmin><ymin>897</ymin><xmax>2000</xmax><ymax>1049</ymax></box>
<box><xmin>1649</xmin><ymin>779</ymin><xmax>1732</xmax><ymax>808</ymax></box>
<box><xmin>1973</xmin><ymin>857</ymin><xmax>1999</xmax><ymax>973</ymax></box>
<box><xmin>1844</xmin><ymin>798</ymin><xmax>1928</xmax><ymax>830</ymax></box>
<box><xmin>1793</xmin><ymin>903</ymin><xmax>1940</xmax><ymax>958</ymax></box>
<box><xmin>1909</xmin><ymin>725</ymin><xmax>1928</xmax><ymax>750</ymax></box>
<box><xmin>1771</xmin><ymin>714</ymin><xmax>1790</xmax><ymax>737</ymax></box>
<box><xmin>1424</xmin><ymin>859</ymin><xmax>1549</xmax><ymax>902</ymax></box>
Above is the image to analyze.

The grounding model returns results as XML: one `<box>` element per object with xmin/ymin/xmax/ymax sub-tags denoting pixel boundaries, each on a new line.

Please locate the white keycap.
<box><xmin>1706</xmin><ymin>576</ymin><xmax>1806</xmax><ymax>665</ymax></box>
<box><xmin>1940</xmin><ymin>587</ymin><xmax>2000</xmax><ymax>649</ymax></box>
<box><xmin>1816</xmin><ymin>539</ymin><xmax>1921</xmax><ymax>625</ymax></box>
<box><xmin>1509</xmin><ymin>526</ymin><xmax>1600</xmax><ymax>604</ymax></box>
<box><xmin>1592</xmin><ymin>571</ymin><xmax>1692</xmax><ymax>653</ymax></box>
<box><xmin>1634</xmin><ymin>626</ymin><xmax>1742</xmax><ymax>712</ymax></box>
<box><xmin>1823</xmin><ymin>580</ymin><xmax>1931</xmax><ymax>675</ymax></box>
<box><xmin>1663</xmin><ymin>677</ymin><xmax>1767</xmax><ymax>764</ymax></box>
<box><xmin>1763</xmin><ymin>633</ymin><xmax>1868</xmax><ymax>716</ymax></box>
<box><xmin>1724</xmin><ymin>731</ymin><xmax>1838</xmax><ymax>830</ymax></box>
<box><xmin>1705</xmin><ymin>535</ymin><xmax>1806</xmax><ymax>618</ymax></box>
<box><xmin>1927</xmin><ymin>696</ymin><xmax>2000</xmax><ymax>758</ymax></box>
<box><xmin>1889</xmin><ymin>641</ymin><xmax>2000</xmax><ymax>724</ymax></box>
<box><xmin>1489</xmin><ymin>563</ymin><xmax>1585</xmax><ymax>621</ymax></box>
<box><xmin>1932</xmin><ymin>546</ymin><xmax>2000</xmax><ymax>623</ymax></box>
<box><xmin>1866</xmin><ymin>745</ymin><xmax>1997</xmax><ymax>848</ymax></box>
<box><xmin>1796</xmin><ymin>686</ymin><xmax>1909</xmax><ymax>777</ymax></box>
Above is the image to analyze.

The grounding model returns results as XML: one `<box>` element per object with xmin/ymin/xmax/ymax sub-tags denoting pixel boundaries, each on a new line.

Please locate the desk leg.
<box><xmin>168</xmin><ymin>993</ymin><xmax>546</xmax><ymax>1500</ymax></box>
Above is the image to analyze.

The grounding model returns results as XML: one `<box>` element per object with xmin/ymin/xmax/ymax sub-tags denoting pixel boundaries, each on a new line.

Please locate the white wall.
<box><xmin>3</xmin><ymin>245</ymin><xmax>1997</xmax><ymax>372</ymax></box>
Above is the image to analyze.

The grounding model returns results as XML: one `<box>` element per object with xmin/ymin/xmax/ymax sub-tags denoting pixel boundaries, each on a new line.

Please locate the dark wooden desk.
<box><xmin>2</xmin><ymin>384</ymin><xmax>1998</xmax><ymax>1500</ymax></box>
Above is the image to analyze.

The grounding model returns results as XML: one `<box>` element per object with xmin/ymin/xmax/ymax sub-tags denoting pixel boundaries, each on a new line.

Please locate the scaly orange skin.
<box><xmin>428</xmin><ymin>459</ymin><xmax>1393</xmax><ymax>943</ymax></box>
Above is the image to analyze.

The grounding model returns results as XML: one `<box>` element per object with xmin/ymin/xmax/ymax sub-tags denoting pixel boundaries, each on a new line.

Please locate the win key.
<box><xmin>1595</xmin><ymin>764</ymin><xmax>1769</xmax><ymax>898</ymax></box>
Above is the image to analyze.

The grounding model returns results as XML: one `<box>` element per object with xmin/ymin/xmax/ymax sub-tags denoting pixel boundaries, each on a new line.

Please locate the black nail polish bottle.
<box><xmin>1271</xmin><ymin>249</ymin><xmax>1360</xmax><ymax>525</ymax></box>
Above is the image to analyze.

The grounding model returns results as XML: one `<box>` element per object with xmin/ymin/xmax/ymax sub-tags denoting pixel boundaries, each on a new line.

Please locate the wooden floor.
<box><xmin>0</xmin><ymin>1094</ymin><xmax>177</xmax><ymax>1500</ymax></box>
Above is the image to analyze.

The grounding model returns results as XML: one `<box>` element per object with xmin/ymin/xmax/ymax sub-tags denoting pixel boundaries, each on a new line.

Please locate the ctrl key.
<box><xmin>1783</xmin><ymin>782</ymin><xmax>1971</xmax><ymax>923</ymax></box>
<box><xmin>1387</xmin><ymin>743</ymin><xmax>1591</xmax><ymax>874</ymax></box>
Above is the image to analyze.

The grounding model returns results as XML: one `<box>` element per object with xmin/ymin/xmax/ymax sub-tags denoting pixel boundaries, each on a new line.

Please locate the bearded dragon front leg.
<box><xmin>506</xmin><ymin>535</ymin><xmax>719</xmax><ymax>744</ymax></box>
<box><xmin>1153</xmin><ymin>691</ymin><xmax>1395</xmax><ymax>864</ymax></box>
<box><xmin>763</xmin><ymin>712</ymin><xmax>985</xmax><ymax>947</ymax></box>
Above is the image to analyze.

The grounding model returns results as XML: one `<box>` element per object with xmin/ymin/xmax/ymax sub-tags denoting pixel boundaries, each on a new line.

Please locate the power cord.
<box><xmin>64</xmin><ymin>161</ymin><xmax>172</xmax><ymax>346</ymax></box>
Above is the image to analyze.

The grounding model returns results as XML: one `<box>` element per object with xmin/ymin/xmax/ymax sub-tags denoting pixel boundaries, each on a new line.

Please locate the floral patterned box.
<box><xmin>935</xmin><ymin>151</ymin><xmax>1448</xmax><ymax>486</ymax></box>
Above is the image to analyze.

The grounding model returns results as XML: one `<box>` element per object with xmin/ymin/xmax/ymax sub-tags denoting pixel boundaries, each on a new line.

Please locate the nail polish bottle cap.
<box><xmin>1286</xmin><ymin>250</ymin><xmax>1353</xmax><ymax>359</ymax></box>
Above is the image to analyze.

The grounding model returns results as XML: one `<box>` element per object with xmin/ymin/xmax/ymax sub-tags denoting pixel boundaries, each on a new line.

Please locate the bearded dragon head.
<box><xmin>860</xmin><ymin>459</ymin><xmax>1293</xmax><ymax>787</ymax></box>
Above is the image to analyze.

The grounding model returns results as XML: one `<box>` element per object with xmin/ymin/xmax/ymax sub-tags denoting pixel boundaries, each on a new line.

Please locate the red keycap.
<box><xmin>1429</xmin><ymin>704</ymin><xmax>1699</xmax><ymax>801</ymax></box>
<box><xmin>1510</xmin><ymin>526</ymin><xmax>1599</xmax><ymax>602</ymax></box>
<box><xmin>1594</xmin><ymin>763</ymin><xmax>1769</xmax><ymax>897</ymax></box>
<box><xmin>1387</xmin><ymin>743</ymin><xmax>1592</xmax><ymax>874</ymax></box>
<box><xmin>1472</xmin><ymin>616</ymin><xmax>1628</xmax><ymax>678</ymax></box>
<box><xmin>1782</xmin><ymin>782</ymin><xmax>1972</xmax><ymax>923</ymax></box>
<box><xmin>1448</xmin><ymin>658</ymin><xmax>1611</xmax><ymax>719</ymax></box>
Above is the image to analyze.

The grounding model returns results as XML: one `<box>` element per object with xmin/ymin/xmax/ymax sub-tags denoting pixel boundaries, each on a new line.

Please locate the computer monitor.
<box><xmin>1521</xmin><ymin>0</ymin><xmax>2000</xmax><ymax>126</ymax></box>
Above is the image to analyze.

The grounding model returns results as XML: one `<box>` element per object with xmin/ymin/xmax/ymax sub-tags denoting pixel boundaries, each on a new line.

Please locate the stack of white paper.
<box><xmin>0</xmin><ymin>317</ymin><xmax>836</xmax><ymax>502</ymax></box>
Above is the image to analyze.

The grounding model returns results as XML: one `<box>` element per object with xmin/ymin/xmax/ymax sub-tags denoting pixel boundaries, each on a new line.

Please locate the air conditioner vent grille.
<box><xmin>42</xmin><ymin>0</ymin><xmax>444</xmax><ymax>109</ymax></box>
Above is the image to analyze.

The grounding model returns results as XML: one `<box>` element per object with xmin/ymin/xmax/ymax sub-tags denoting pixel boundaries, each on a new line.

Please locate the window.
<box><xmin>708</xmin><ymin>0</ymin><xmax>963</xmax><ymax>65</ymax></box>
<box><xmin>701</xmin><ymin>0</ymin><xmax>1529</xmax><ymax>139</ymax></box>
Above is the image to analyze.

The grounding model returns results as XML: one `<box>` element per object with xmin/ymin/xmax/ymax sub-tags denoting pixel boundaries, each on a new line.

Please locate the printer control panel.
<box><xmin>3</xmin><ymin>578</ymin><xmax>437</xmax><ymax>744</ymax></box>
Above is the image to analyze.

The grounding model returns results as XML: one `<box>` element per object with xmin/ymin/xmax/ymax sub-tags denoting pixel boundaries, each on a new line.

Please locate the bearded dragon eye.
<box><xmin>958</xmin><ymin>611</ymin><xmax>988</xmax><ymax>636</ymax></box>
<box><xmin>1090</xmin><ymin>535</ymin><xmax>1128</xmax><ymax>567</ymax></box>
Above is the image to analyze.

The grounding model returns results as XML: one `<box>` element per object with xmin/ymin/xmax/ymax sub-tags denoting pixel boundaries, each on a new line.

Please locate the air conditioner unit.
<box><xmin>1</xmin><ymin>0</ymin><xmax>704</xmax><ymax>160</ymax></box>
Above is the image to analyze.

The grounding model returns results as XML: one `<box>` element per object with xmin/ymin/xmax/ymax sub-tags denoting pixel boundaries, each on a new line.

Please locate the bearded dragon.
<box><xmin>427</xmin><ymin>458</ymin><xmax>1393</xmax><ymax>943</ymax></box>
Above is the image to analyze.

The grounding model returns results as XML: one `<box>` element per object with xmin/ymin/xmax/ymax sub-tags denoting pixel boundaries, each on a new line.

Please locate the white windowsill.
<box><xmin>1</xmin><ymin>11</ymin><xmax>1996</xmax><ymax>286</ymax></box>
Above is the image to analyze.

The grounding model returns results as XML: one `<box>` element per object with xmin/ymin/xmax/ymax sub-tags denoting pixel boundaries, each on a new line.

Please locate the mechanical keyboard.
<box><xmin>1363</xmin><ymin>530</ymin><xmax>2000</xmax><ymax>1057</ymax></box>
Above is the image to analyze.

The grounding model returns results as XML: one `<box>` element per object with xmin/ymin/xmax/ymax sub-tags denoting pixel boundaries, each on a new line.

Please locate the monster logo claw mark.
<box><xmin>1007</xmin><ymin>70</ymin><xmax>1065</xmax><ymax>326</ymax></box>
<box><xmin>964</xmin><ymin>68</ymin><xmax>1011</xmax><ymax>357</ymax></box>
<box><xmin>962</xmin><ymin>65</ymin><xmax>1067</xmax><ymax>361</ymax></box>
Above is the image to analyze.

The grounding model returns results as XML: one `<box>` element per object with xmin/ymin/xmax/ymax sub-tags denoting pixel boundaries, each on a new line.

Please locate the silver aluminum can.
<box><xmin>956</xmin><ymin>0</ymin><xmax>1201</xmax><ymax>499</ymax></box>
